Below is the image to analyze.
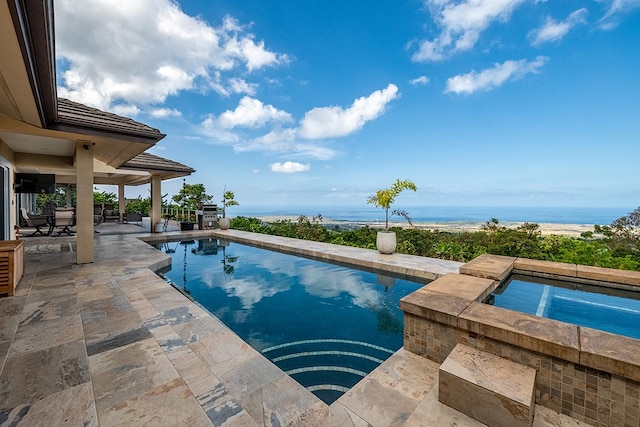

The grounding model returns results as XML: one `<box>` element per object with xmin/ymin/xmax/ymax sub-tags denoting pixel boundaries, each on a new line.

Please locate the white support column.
<box><xmin>76</xmin><ymin>140</ymin><xmax>94</xmax><ymax>263</ymax></box>
<box><xmin>150</xmin><ymin>175</ymin><xmax>162</xmax><ymax>232</ymax></box>
<box><xmin>118</xmin><ymin>184</ymin><xmax>125</xmax><ymax>222</ymax></box>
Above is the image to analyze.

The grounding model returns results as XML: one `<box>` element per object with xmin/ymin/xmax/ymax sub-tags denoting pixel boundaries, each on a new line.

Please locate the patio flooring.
<box><xmin>1</xmin><ymin>227</ymin><xmax>589</xmax><ymax>426</ymax></box>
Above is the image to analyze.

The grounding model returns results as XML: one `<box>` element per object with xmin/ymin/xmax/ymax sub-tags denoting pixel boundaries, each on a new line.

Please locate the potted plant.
<box><xmin>219</xmin><ymin>186</ymin><xmax>239</xmax><ymax>230</ymax></box>
<box><xmin>367</xmin><ymin>179</ymin><xmax>417</xmax><ymax>254</ymax></box>
<box><xmin>176</xmin><ymin>212</ymin><xmax>196</xmax><ymax>231</ymax></box>
<box><xmin>172</xmin><ymin>181</ymin><xmax>213</xmax><ymax>231</ymax></box>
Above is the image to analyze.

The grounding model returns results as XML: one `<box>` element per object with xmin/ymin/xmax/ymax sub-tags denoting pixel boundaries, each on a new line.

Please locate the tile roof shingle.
<box><xmin>56</xmin><ymin>98</ymin><xmax>165</xmax><ymax>140</ymax></box>
<box><xmin>121</xmin><ymin>152</ymin><xmax>195</xmax><ymax>174</ymax></box>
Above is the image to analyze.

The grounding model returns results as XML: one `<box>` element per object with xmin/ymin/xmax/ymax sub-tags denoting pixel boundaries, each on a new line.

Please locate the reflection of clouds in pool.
<box><xmin>297</xmin><ymin>264</ymin><xmax>380</xmax><ymax>308</ymax></box>
<box><xmin>244</xmin><ymin>251</ymin><xmax>300</xmax><ymax>278</ymax></box>
<box><xmin>219</xmin><ymin>277</ymin><xmax>292</xmax><ymax>309</ymax></box>
<box><xmin>212</xmin><ymin>247</ymin><xmax>379</xmax><ymax>310</ymax></box>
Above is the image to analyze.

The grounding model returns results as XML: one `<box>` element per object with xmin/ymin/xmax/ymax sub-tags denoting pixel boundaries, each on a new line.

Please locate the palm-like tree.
<box><xmin>367</xmin><ymin>179</ymin><xmax>417</xmax><ymax>231</ymax></box>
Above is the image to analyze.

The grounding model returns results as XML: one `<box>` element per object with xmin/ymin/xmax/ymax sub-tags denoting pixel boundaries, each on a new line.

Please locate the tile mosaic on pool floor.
<box><xmin>0</xmin><ymin>230</ymin><xmax>593</xmax><ymax>426</ymax></box>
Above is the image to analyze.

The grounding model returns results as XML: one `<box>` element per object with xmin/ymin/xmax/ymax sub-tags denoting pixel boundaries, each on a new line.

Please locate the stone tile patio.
<box><xmin>0</xmin><ymin>229</ymin><xmax>590</xmax><ymax>426</ymax></box>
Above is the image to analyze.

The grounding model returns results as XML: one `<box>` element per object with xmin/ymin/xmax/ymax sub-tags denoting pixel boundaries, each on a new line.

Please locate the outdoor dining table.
<box><xmin>44</xmin><ymin>215</ymin><xmax>55</xmax><ymax>236</ymax></box>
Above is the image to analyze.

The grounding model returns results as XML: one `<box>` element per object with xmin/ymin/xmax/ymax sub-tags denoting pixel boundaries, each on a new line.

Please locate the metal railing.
<box><xmin>162</xmin><ymin>207</ymin><xmax>198</xmax><ymax>221</ymax></box>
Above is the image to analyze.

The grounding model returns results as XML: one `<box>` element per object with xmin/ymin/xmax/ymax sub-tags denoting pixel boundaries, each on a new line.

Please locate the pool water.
<box><xmin>488</xmin><ymin>274</ymin><xmax>640</xmax><ymax>340</ymax></box>
<box><xmin>156</xmin><ymin>238</ymin><xmax>425</xmax><ymax>404</ymax></box>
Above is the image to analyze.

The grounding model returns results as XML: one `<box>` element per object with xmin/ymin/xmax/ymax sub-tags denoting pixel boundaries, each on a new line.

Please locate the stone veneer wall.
<box><xmin>404</xmin><ymin>313</ymin><xmax>640</xmax><ymax>427</ymax></box>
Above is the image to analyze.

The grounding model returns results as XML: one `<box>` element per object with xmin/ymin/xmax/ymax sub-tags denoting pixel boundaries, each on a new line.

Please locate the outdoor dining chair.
<box><xmin>53</xmin><ymin>208</ymin><xmax>75</xmax><ymax>236</ymax></box>
<box><xmin>19</xmin><ymin>207</ymin><xmax>48</xmax><ymax>236</ymax></box>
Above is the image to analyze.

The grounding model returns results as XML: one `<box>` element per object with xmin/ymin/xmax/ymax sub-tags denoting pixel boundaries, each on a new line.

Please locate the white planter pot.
<box><xmin>219</xmin><ymin>217</ymin><xmax>231</xmax><ymax>230</ymax></box>
<box><xmin>376</xmin><ymin>231</ymin><xmax>396</xmax><ymax>254</ymax></box>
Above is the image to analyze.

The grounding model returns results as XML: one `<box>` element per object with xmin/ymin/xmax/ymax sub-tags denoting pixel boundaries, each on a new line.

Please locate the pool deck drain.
<box><xmin>0</xmin><ymin>230</ymin><xmax>588</xmax><ymax>426</ymax></box>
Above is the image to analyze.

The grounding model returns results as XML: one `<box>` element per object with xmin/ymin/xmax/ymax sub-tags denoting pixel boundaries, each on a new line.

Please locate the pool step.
<box><xmin>438</xmin><ymin>343</ymin><xmax>536</xmax><ymax>427</ymax></box>
<box><xmin>262</xmin><ymin>339</ymin><xmax>396</xmax><ymax>404</ymax></box>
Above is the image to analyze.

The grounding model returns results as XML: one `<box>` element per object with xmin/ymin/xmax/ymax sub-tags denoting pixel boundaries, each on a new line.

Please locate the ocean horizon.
<box><xmin>235</xmin><ymin>206</ymin><xmax>634</xmax><ymax>226</ymax></box>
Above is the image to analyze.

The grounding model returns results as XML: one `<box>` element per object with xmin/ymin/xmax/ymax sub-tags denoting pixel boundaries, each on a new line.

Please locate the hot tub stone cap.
<box><xmin>462</xmin><ymin>254</ymin><xmax>640</xmax><ymax>288</ymax></box>
<box><xmin>459</xmin><ymin>254</ymin><xmax>516</xmax><ymax>281</ymax></box>
<box><xmin>423</xmin><ymin>273</ymin><xmax>497</xmax><ymax>302</ymax></box>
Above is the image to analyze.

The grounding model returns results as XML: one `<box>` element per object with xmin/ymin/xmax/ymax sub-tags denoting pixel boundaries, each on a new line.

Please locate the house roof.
<box><xmin>50</xmin><ymin>98</ymin><xmax>166</xmax><ymax>144</ymax></box>
<box><xmin>2</xmin><ymin>0</ymin><xmax>193</xmax><ymax>181</ymax></box>
<box><xmin>121</xmin><ymin>152</ymin><xmax>195</xmax><ymax>174</ymax></box>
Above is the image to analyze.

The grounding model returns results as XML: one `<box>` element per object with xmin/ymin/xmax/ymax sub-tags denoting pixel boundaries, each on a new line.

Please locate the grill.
<box><xmin>201</xmin><ymin>204</ymin><xmax>218</xmax><ymax>229</ymax></box>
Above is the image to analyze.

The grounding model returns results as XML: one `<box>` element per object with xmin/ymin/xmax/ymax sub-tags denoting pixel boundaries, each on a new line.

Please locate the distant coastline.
<box><xmin>253</xmin><ymin>216</ymin><xmax>596</xmax><ymax>237</ymax></box>
<box><xmin>237</xmin><ymin>205</ymin><xmax>628</xmax><ymax>226</ymax></box>
<box><xmin>237</xmin><ymin>205</ymin><xmax>628</xmax><ymax>237</ymax></box>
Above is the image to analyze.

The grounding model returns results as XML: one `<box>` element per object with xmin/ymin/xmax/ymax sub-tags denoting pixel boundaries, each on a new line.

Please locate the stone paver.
<box><xmin>0</xmin><ymin>229</ymin><xmax>582</xmax><ymax>426</ymax></box>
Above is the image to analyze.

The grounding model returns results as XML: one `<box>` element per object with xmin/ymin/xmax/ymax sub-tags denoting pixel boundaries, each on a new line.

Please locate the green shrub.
<box><xmin>125</xmin><ymin>196</ymin><xmax>150</xmax><ymax>215</ymax></box>
<box><xmin>230</xmin><ymin>216</ymin><xmax>640</xmax><ymax>271</ymax></box>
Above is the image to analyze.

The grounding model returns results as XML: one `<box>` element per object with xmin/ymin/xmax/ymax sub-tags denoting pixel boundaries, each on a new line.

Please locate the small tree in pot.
<box><xmin>172</xmin><ymin>182</ymin><xmax>212</xmax><ymax>230</ymax></box>
<box><xmin>219</xmin><ymin>187</ymin><xmax>239</xmax><ymax>230</ymax></box>
<box><xmin>367</xmin><ymin>179</ymin><xmax>417</xmax><ymax>254</ymax></box>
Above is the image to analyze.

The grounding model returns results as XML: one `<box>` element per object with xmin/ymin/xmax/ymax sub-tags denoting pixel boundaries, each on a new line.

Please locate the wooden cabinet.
<box><xmin>0</xmin><ymin>240</ymin><xmax>25</xmax><ymax>296</ymax></box>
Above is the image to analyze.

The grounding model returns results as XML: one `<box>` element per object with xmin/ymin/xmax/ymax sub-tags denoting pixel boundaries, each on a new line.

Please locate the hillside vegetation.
<box><xmin>231</xmin><ymin>207</ymin><xmax>640</xmax><ymax>271</ymax></box>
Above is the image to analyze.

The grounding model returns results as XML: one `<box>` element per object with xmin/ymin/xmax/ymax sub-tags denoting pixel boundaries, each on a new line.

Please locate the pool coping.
<box><xmin>140</xmin><ymin>229</ymin><xmax>463</xmax><ymax>282</ymax></box>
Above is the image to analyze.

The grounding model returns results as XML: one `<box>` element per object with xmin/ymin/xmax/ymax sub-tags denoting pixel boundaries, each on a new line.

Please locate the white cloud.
<box><xmin>216</xmin><ymin>97</ymin><xmax>293</xmax><ymax>129</ymax></box>
<box><xmin>269</xmin><ymin>161</ymin><xmax>311</xmax><ymax>173</ymax></box>
<box><xmin>207</xmin><ymin>73</ymin><xmax>259</xmax><ymax>97</ymax></box>
<box><xmin>529</xmin><ymin>9</ymin><xmax>588</xmax><ymax>46</ymax></box>
<box><xmin>410</xmin><ymin>76</ymin><xmax>430</xmax><ymax>86</ymax></box>
<box><xmin>110</xmin><ymin>104</ymin><xmax>141</xmax><ymax>117</ymax></box>
<box><xmin>150</xmin><ymin>108</ymin><xmax>182</xmax><ymax>118</ymax></box>
<box><xmin>298</xmin><ymin>84</ymin><xmax>399</xmax><ymax>139</ymax></box>
<box><xmin>413</xmin><ymin>0</ymin><xmax>525</xmax><ymax>62</ymax></box>
<box><xmin>200</xmin><ymin>114</ymin><xmax>242</xmax><ymax>143</ymax></box>
<box><xmin>55</xmin><ymin>0</ymin><xmax>288</xmax><ymax>110</ymax></box>
<box><xmin>598</xmin><ymin>0</ymin><xmax>640</xmax><ymax>29</ymax></box>
<box><xmin>233</xmin><ymin>128</ymin><xmax>296</xmax><ymax>153</ymax></box>
<box><xmin>445</xmin><ymin>56</ymin><xmax>549</xmax><ymax>95</ymax></box>
<box><xmin>291</xmin><ymin>144</ymin><xmax>337</xmax><ymax>161</ymax></box>
<box><xmin>253</xmin><ymin>128</ymin><xmax>298</xmax><ymax>145</ymax></box>
<box><xmin>200</xmin><ymin>84</ymin><xmax>396</xmax><ymax>160</ymax></box>
<box><xmin>228</xmin><ymin>78</ymin><xmax>258</xmax><ymax>95</ymax></box>
<box><xmin>217</xmin><ymin>96</ymin><xmax>293</xmax><ymax>129</ymax></box>
<box><xmin>233</xmin><ymin>129</ymin><xmax>338</xmax><ymax>160</ymax></box>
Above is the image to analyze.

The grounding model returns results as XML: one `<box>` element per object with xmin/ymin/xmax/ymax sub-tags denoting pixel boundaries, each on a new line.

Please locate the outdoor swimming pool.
<box><xmin>487</xmin><ymin>274</ymin><xmax>640</xmax><ymax>340</ymax></box>
<box><xmin>156</xmin><ymin>238</ymin><xmax>426</xmax><ymax>404</ymax></box>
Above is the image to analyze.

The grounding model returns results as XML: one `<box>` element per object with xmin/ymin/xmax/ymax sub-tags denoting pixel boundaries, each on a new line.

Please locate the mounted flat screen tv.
<box><xmin>15</xmin><ymin>173</ymin><xmax>56</xmax><ymax>194</ymax></box>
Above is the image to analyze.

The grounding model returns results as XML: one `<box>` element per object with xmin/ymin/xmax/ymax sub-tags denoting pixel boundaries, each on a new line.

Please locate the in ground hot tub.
<box><xmin>401</xmin><ymin>254</ymin><xmax>640</xmax><ymax>425</ymax></box>
<box><xmin>487</xmin><ymin>273</ymin><xmax>640</xmax><ymax>340</ymax></box>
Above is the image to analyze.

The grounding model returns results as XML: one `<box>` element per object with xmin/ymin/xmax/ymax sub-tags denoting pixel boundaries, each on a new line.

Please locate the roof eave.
<box><xmin>120</xmin><ymin>165</ymin><xmax>196</xmax><ymax>174</ymax></box>
<box><xmin>49</xmin><ymin>121</ymin><xmax>166</xmax><ymax>145</ymax></box>
<box><xmin>8</xmin><ymin>0</ymin><xmax>58</xmax><ymax>126</ymax></box>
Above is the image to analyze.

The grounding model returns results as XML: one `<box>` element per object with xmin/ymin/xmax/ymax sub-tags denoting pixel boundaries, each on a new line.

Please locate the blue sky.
<box><xmin>54</xmin><ymin>0</ymin><xmax>640</xmax><ymax>211</ymax></box>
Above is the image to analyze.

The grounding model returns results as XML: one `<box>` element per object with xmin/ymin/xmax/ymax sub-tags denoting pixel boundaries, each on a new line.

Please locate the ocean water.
<box><xmin>236</xmin><ymin>206</ymin><xmax>632</xmax><ymax>225</ymax></box>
